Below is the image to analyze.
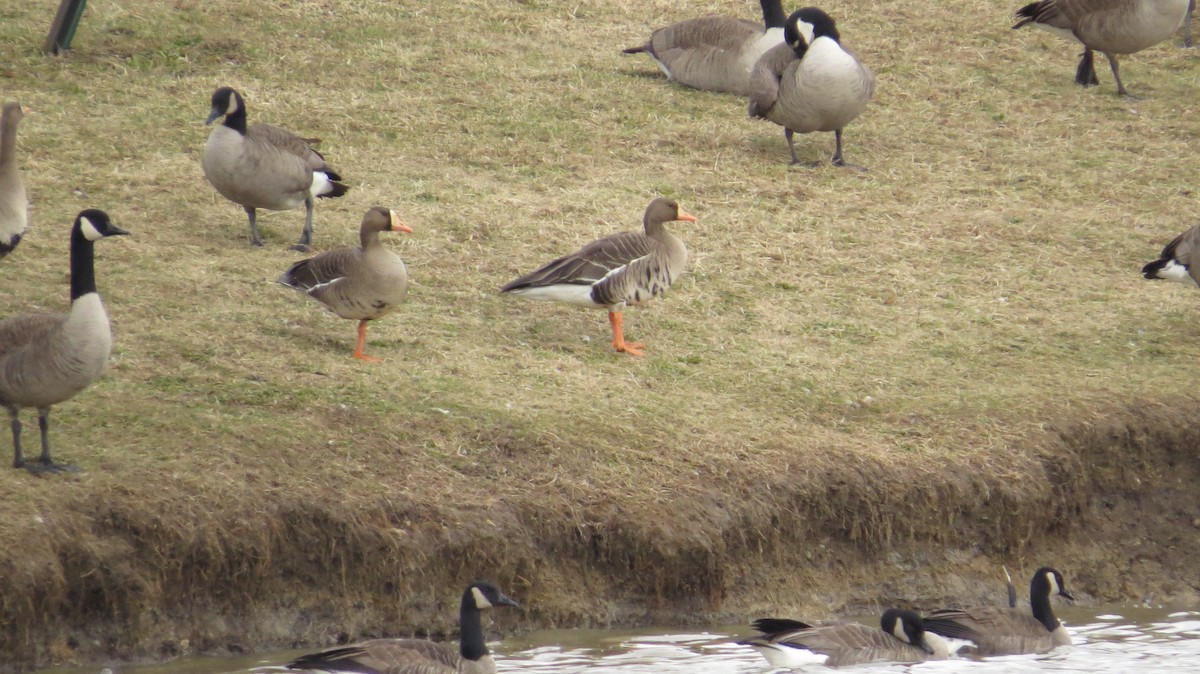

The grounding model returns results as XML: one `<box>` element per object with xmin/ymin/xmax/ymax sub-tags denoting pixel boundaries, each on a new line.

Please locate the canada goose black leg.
<box><xmin>8</xmin><ymin>408</ymin><xmax>23</xmax><ymax>469</ymax></box>
<box><xmin>1074</xmin><ymin>49</ymin><xmax>1100</xmax><ymax>87</ymax></box>
<box><xmin>1104</xmin><ymin>52</ymin><xmax>1137</xmax><ymax>98</ymax></box>
<box><xmin>784</xmin><ymin>128</ymin><xmax>803</xmax><ymax>165</ymax></box>
<box><xmin>244</xmin><ymin>206</ymin><xmax>264</xmax><ymax>247</ymax></box>
<box><xmin>28</xmin><ymin>409</ymin><xmax>78</xmax><ymax>474</ymax></box>
<box><xmin>830</xmin><ymin>130</ymin><xmax>866</xmax><ymax>171</ymax></box>
<box><xmin>291</xmin><ymin>196</ymin><xmax>315</xmax><ymax>252</ymax></box>
<box><xmin>1186</xmin><ymin>1</ymin><xmax>1195</xmax><ymax>47</ymax></box>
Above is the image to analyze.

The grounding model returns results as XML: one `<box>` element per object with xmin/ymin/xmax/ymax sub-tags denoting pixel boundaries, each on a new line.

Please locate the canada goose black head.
<box><xmin>467</xmin><ymin>581</ymin><xmax>520</xmax><ymax>611</ymax></box>
<box><xmin>75</xmin><ymin>209</ymin><xmax>129</xmax><ymax>242</ymax></box>
<box><xmin>881</xmin><ymin>609</ymin><xmax>934</xmax><ymax>655</ymax></box>
<box><xmin>205</xmin><ymin>86</ymin><xmax>246</xmax><ymax>128</ymax></box>
<box><xmin>793</xmin><ymin>7</ymin><xmax>839</xmax><ymax>44</ymax></box>
<box><xmin>1034</xmin><ymin>566</ymin><xmax>1074</xmax><ymax>601</ymax></box>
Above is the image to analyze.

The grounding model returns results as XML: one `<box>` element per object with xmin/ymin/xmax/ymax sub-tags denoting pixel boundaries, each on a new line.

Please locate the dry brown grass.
<box><xmin>3</xmin><ymin>0</ymin><xmax>1200</xmax><ymax>670</ymax></box>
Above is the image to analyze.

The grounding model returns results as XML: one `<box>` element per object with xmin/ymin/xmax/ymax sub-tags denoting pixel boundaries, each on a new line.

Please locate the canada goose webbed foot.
<box><xmin>21</xmin><ymin>459</ymin><xmax>81</xmax><ymax>475</ymax></box>
<box><xmin>1074</xmin><ymin>51</ymin><xmax>1100</xmax><ymax>87</ymax></box>
<box><xmin>289</xmin><ymin>242</ymin><xmax>311</xmax><ymax>253</ymax></box>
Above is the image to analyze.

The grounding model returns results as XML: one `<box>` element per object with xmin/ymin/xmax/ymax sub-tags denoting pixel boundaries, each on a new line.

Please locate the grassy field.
<box><xmin>2</xmin><ymin>0</ymin><xmax>1200</xmax><ymax>669</ymax></box>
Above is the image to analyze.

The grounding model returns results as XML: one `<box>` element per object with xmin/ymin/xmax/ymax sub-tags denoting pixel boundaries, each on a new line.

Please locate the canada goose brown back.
<box><xmin>1142</xmin><ymin>223</ymin><xmax>1200</xmax><ymax>285</ymax></box>
<box><xmin>278</xmin><ymin>207</ymin><xmax>413</xmax><ymax>362</ymax></box>
<box><xmin>1013</xmin><ymin>0</ymin><xmax>1190</xmax><ymax>95</ymax></box>
<box><xmin>738</xmin><ymin>609</ymin><xmax>950</xmax><ymax>667</ymax></box>
<box><xmin>748</xmin><ymin>8</ymin><xmax>875</xmax><ymax>166</ymax></box>
<box><xmin>203</xmin><ymin>86</ymin><xmax>348</xmax><ymax>251</ymax></box>
<box><xmin>500</xmin><ymin>197</ymin><xmax>697</xmax><ymax>356</ymax></box>
<box><xmin>0</xmin><ymin>210</ymin><xmax>129</xmax><ymax>473</ymax></box>
<box><xmin>0</xmin><ymin>102</ymin><xmax>29</xmax><ymax>259</ymax></box>
<box><xmin>623</xmin><ymin>0</ymin><xmax>800</xmax><ymax>96</ymax></box>
<box><xmin>924</xmin><ymin>566</ymin><xmax>1075</xmax><ymax>655</ymax></box>
<box><xmin>286</xmin><ymin>582</ymin><xmax>519</xmax><ymax>674</ymax></box>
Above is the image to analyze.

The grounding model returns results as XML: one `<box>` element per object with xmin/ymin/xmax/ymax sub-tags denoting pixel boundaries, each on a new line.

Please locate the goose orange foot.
<box><xmin>608</xmin><ymin>311</ymin><xmax>645</xmax><ymax>356</ymax></box>
<box><xmin>352</xmin><ymin>320</ymin><xmax>382</xmax><ymax>363</ymax></box>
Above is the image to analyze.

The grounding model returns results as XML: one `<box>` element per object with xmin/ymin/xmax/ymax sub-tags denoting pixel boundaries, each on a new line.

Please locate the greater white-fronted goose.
<box><xmin>923</xmin><ymin>566</ymin><xmax>1075</xmax><ymax>655</ymax></box>
<box><xmin>1142</xmin><ymin>223</ymin><xmax>1200</xmax><ymax>285</ymax></box>
<box><xmin>0</xmin><ymin>102</ymin><xmax>29</xmax><ymax>259</ymax></box>
<box><xmin>277</xmin><ymin>206</ymin><xmax>412</xmax><ymax>362</ymax></box>
<box><xmin>622</xmin><ymin>0</ymin><xmax>813</xmax><ymax>96</ymax></box>
<box><xmin>500</xmin><ymin>197</ymin><xmax>697</xmax><ymax>356</ymax></box>
<box><xmin>738</xmin><ymin>609</ymin><xmax>950</xmax><ymax>667</ymax></box>
<box><xmin>1013</xmin><ymin>0</ymin><xmax>1190</xmax><ymax>96</ymax></box>
<box><xmin>203</xmin><ymin>86</ymin><xmax>348</xmax><ymax>251</ymax></box>
<box><xmin>0</xmin><ymin>209</ymin><xmax>128</xmax><ymax>473</ymax></box>
<box><xmin>285</xmin><ymin>582</ymin><xmax>519</xmax><ymax>674</ymax></box>
<box><xmin>748</xmin><ymin>8</ymin><xmax>875</xmax><ymax>167</ymax></box>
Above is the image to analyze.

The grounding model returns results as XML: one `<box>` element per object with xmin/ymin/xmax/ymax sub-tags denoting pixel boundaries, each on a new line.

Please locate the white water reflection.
<box><xmin>33</xmin><ymin>607</ymin><xmax>1200</xmax><ymax>674</ymax></box>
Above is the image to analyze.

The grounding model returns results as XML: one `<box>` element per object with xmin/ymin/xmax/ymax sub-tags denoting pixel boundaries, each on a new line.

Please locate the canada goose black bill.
<box><xmin>738</xmin><ymin>609</ymin><xmax>950</xmax><ymax>667</ymax></box>
<box><xmin>0</xmin><ymin>102</ymin><xmax>30</xmax><ymax>259</ymax></box>
<box><xmin>278</xmin><ymin>207</ymin><xmax>413</xmax><ymax>363</ymax></box>
<box><xmin>923</xmin><ymin>566</ymin><xmax>1074</xmax><ymax>655</ymax></box>
<box><xmin>286</xmin><ymin>582</ymin><xmax>519</xmax><ymax>674</ymax></box>
<box><xmin>202</xmin><ymin>86</ymin><xmax>348</xmax><ymax>251</ymax></box>
<box><xmin>500</xmin><ymin>197</ymin><xmax>697</xmax><ymax>356</ymax></box>
<box><xmin>1</xmin><ymin>210</ymin><xmax>128</xmax><ymax>474</ymax></box>
<box><xmin>1013</xmin><ymin>0</ymin><xmax>1190</xmax><ymax>97</ymax></box>
<box><xmin>1143</xmin><ymin>224</ymin><xmax>1200</xmax><ymax>285</ymax></box>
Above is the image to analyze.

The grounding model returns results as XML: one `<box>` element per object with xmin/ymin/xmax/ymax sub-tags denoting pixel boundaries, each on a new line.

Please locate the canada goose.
<box><xmin>747</xmin><ymin>8</ymin><xmax>876</xmax><ymax>167</ymax></box>
<box><xmin>0</xmin><ymin>209</ymin><xmax>128</xmax><ymax>473</ymax></box>
<box><xmin>0</xmin><ymin>102</ymin><xmax>29</xmax><ymax>259</ymax></box>
<box><xmin>277</xmin><ymin>207</ymin><xmax>413</xmax><ymax>362</ymax></box>
<box><xmin>738</xmin><ymin>609</ymin><xmax>950</xmax><ymax>667</ymax></box>
<box><xmin>923</xmin><ymin>566</ymin><xmax>1075</xmax><ymax>655</ymax></box>
<box><xmin>1185</xmin><ymin>0</ymin><xmax>1195</xmax><ymax>46</ymax></box>
<box><xmin>285</xmin><ymin>581</ymin><xmax>519</xmax><ymax>674</ymax></box>
<box><xmin>203</xmin><ymin>86</ymin><xmax>348</xmax><ymax>251</ymax></box>
<box><xmin>622</xmin><ymin>0</ymin><xmax>815</xmax><ymax>96</ymax></box>
<box><xmin>500</xmin><ymin>197</ymin><xmax>697</xmax><ymax>356</ymax></box>
<box><xmin>1142</xmin><ymin>223</ymin><xmax>1200</xmax><ymax>285</ymax></box>
<box><xmin>1013</xmin><ymin>0</ymin><xmax>1190</xmax><ymax>96</ymax></box>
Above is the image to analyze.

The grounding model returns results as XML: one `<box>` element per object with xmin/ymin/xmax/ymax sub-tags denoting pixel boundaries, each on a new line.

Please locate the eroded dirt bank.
<box><xmin>3</xmin><ymin>402</ymin><xmax>1198</xmax><ymax>673</ymax></box>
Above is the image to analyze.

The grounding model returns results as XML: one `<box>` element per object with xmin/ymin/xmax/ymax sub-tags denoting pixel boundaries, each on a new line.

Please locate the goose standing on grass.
<box><xmin>738</xmin><ymin>609</ymin><xmax>950</xmax><ymax>667</ymax></box>
<box><xmin>622</xmin><ymin>0</ymin><xmax>814</xmax><ymax>96</ymax></box>
<box><xmin>1012</xmin><ymin>0</ymin><xmax>1190</xmax><ymax>97</ymax></box>
<box><xmin>203</xmin><ymin>86</ymin><xmax>348</xmax><ymax>251</ymax></box>
<box><xmin>285</xmin><ymin>582</ymin><xmax>519</xmax><ymax>674</ymax></box>
<box><xmin>0</xmin><ymin>102</ymin><xmax>29</xmax><ymax>259</ymax></box>
<box><xmin>923</xmin><ymin>566</ymin><xmax>1075</xmax><ymax>655</ymax></box>
<box><xmin>500</xmin><ymin>197</ymin><xmax>697</xmax><ymax>357</ymax></box>
<box><xmin>1141</xmin><ymin>223</ymin><xmax>1200</xmax><ymax>285</ymax></box>
<box><xmin>747</xmin><ymin>7</ymin><xmax>875</xmax><ymax>167</ymax></box>
<box><xmin>0</xmin><ymin>210</ymin><xmax>128</xmax><ymax>474</ymax></box>
<box><xmin>277</xmin><ymin>207</ymin><xmax>412</xmax><ymax>363</ymax></box>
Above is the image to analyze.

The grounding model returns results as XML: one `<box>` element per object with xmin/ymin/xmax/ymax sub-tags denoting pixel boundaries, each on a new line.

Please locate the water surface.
<box><xmin>35</xmin><ymin>606</ymin><xmax>1200</xmax><ymax>673</ymax></box>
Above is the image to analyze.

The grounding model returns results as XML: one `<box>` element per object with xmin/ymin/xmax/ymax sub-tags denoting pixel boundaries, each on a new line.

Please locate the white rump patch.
<box><xmin>505</xmin><ymin>284</ymin><xmax>601</xmax><ymax>308</ymax></box>
<box><xmin>1156</xmin><ymin>260</ymin><xmax>1195</xmax><ymax>285</ymax></box>
<box><xmin>750</xmin><ymin>643</ymin><xmax>825</xmax><ymax>669</ymax></box>
<box><xmin>80</xmin><ymin>216</ymin><xmax>104</xmax><ymax>242</ymax></box>
<box><xmin>471</xmin><ymin>586</ymin><xmax>493</xmax><ymax>609</ymax></box>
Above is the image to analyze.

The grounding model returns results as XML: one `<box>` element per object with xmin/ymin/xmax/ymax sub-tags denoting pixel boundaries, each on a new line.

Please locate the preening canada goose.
<box><xmin>500</xmin><ymin>197</ymin><xmax>697</xmax><ymax>357</ymax></box>
<box><xmin>748</xmin><ymin>7</ymin><xmax>876</xmax><ymax>167</ymax></box>
<box><xmin>285</xmin><ymin>582</ymin><xmax>519</xmax><ymax>674</ymax></box>
<box><xmin>277</xmin><ymin>207</ymin><xmax>413</xmax><ymax>363</ymax></box>
<box><xmin>203</xmin><ymin>86</ymin><xmax>348</xmax><ymax>251</ymax></box>
<box><xmin>622</xmin><ymin>0</ymin><xmax>814</xmax><ymax>96</ymax></box>
<box><xmin>1013</xmin><ymin>0</ymin><xmax>1190</xmax><ymax>96</ymax></box>
<box><xmin>0</xmin><ymin>209</ymin><xmax>128</xmax><ymax>473</ymax></box>
<box><xmin>1142</xmin><ymin>223</ymin><xmax>1200</xmax><ymax>285</ymax></box>
<box><xmin>0</xmin><ymin>102</ymin><xmax>29</xmax><ymax>259</ymax></box>
<box><xmin>923</xmin><ymin>566</ymin><xmax>1075</xmax><ymax>655</ymax></box>
<box><xmin>738</xmin><ymin>609</ymin><xmax>950</xmax><ymax>667</ymax></box>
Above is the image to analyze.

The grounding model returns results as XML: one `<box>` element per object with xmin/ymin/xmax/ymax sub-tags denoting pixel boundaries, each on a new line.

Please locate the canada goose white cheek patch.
<box><xmin>80</xmin><ymin>216</ymin><xmax>104</xmax><ymax>241</ymax></box>
<box><xmin>310</xmin><ymin>172</ymin><xmax>334</xmax><ymax>198</ymax></box>
<box><xmin>1046</xmin><ymin>570</ymin><xmax>1060</xmax><ymax>594</ymax></box>
<box><xmin>225</xmin><ymin>94</ymin><xmax>239</xmax><ymax>116</ymax></box>
<box><xmin>471</xmin><ymin>586</ymin><xmax>492</xmax><ymax>609</ymax></box>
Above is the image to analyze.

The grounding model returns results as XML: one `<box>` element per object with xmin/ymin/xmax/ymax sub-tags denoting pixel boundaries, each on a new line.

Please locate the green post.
<box><xmin>44</xmin><ymin>0</ymin><xmax>89</xmax><ymax>55</ymax></box>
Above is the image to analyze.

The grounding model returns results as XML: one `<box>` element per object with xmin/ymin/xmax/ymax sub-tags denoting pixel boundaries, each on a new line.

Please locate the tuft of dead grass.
<box><xmin>2</xmin><ymin>0</ymin><xmax>1200</xmax><ymax>669</ymax></box>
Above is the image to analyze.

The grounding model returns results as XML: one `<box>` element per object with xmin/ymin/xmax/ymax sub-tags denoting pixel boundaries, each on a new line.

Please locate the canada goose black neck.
<box><xmin>1030</xmin><ymin>567</ymin><xmax>1071</xmax><ymax>633</ymax></box>
<box><xmin>0</xmin><ymin>103</ymin><xmax>21</xmax><ymax>168</ymax></box>
<box><xmin>208</xmin><ymin>87</ymin><xmax>248</xmax><ymax>135</ymax></box>
<box><xmin>458</xmin><ymin>582</ymin><xmax>519</xmax><ymax>661</ymax></box>
<box><xmin>761</xmin><ymin>0</ymin><xmax>787</xmax><ymax>29</ymax></box>
<box><xmin>69</xmin><ymin>210</ymin><xmax>127</xmax><ymax>301</ymax></box>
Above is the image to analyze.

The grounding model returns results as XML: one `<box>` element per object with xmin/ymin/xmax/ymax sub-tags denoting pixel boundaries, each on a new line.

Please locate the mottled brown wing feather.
<box><xmin>924</xmin><ymin>606</ymin><xmax>1052</xmax><ymax>654</ymax></box>
<box><xmin>279</xmin><ymin>248</ymin><xmax>361</xmax><ymax>293</ymax></box>
<box><xmin>0</xmin><ymin>312</ymin><xmax>65</xmax><ymax>360</ymax></box>
<box><xmin>288</xmin><ymin>639</ymin><xmax>460</xmax><ymax>674</ymax></box>
<box><xmin>248</xmin><ymin>123</ymin><xmax>333</xmax><ymax>174</ymax></box>
<box><xmin>501</xmin><ymin>231</ymin><xmax>653</xmax><ymax>291</ymax></box>
<box><xmin>648</xmin><ymin>16</ymin><xmax>760</xmax><ymax>53</ymax></box>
